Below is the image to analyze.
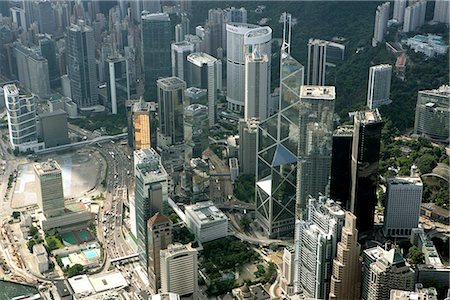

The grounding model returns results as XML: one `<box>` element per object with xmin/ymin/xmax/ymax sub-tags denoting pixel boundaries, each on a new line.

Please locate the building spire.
<box><xmin>281</xmin><ymin>12</ymin><xmax>292</xmax><ymax>54</ymax></box>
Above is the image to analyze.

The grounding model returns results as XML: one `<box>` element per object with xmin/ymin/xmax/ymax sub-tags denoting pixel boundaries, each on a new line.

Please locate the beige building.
<box><xmin>147</xmin><ymin>213</ymin><xmax>173</xmax><ymax>294</ymax></box>
<box><xmin>34</xmin><ymin>160</ymin><xmax>65</xmax><ymax>218</ymax></box>
<box><xmin>160</xmin><ymin>243</ymin><xmax>198</xmax><ymax>297</ymax></box>
<box><xmin>133</xmin><ymin>103</ymin><xmax>152</xmax><ymax>150</ymax></box>
<box><xmin>329</xmin><ymin>212</ymin><xmax>361</xmax><ymax>300</ymax></box>
<box><xmin>390</xmin><ymin>284</ymin><xmax>438</xmax><ymax>300</ymax></box>
<box><xmin>279</xmin><ymin>246</ymin><xmax>295</xmax><ymax>296</ymax></box>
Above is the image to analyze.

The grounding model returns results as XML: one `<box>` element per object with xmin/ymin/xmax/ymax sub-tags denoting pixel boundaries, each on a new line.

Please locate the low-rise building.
<box><xmin>420</xmin><ymin>203</ymin><xmax>450</xmax><ymax>225</ymax></box>
<box><xmin>404</xmin><ymin>35</ymin><xmax>448</xmax><ymax>57</ymax></box>
<box><xmin>185</xmin><ymin>201</ymin><xmax>228</xmax><ymax>243</ymax></box>
<box><xmin>390</xmin><ymin>284</ymin><xmax>438</xmax><ymax>300</ymax></box>
<box><xmin>229</xmin><ymin>158</ymin><xmax>239</xmax><ymax>183</ymax></box>
<box><xmin>33</xmin><ymin>243</ymin><xmax>49</xmax><ymax>273</ymax></box>
<box><xmin>410</xmin><ymin>228</ymin><xmax>443</xmax><ymax>267</ymax></box>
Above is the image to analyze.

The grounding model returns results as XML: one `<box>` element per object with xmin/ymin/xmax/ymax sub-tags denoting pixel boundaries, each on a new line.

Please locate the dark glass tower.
<box><xmin>39</xmin><ymin>36</ymin><xmax>59</xmax><ymax>88</ymax></box>
<box><xmin>142</xmin><ymin>13</ymin><xmax>172</xmax><ymax>101</ymax></box>
<box><xmin>330</xmin><ymin>125</ymin><xmax>353</xmax><ymax>210</ymax></box>
<box><xmin>350</xmin><ymin>110</ymin><xmax>383</xmax><ymax>233</ymax></box>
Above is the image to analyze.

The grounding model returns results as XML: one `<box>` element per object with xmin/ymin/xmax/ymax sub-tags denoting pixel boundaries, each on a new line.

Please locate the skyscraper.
<box><xmin>134</xmin><ymin>148</ymin><xmax>168</xmax><ymax>273</ymax></box>
<box><xmin>132</xmin><ymin>100</ymin><xmax>156</xmax><ymax>150</ymax></box>
<box><xmin>187</xmin><ymin>52</ymin><xmax>222</xmax><ymax>127</ymax></box>
<box><xmin>372</xmin><ymin>2</ymin><xmax>390</xmax><ymax>47</ymax></box>
<box><xmin>238</xmin><ymin>118</ymin><xmax>259</xmax><ymax>175</ymax></box>
<box><xmin>307</xmin><ymin>39</ymin><xmax>328</xmax><ymax>86</ymax></box>
<box><xmin>393</xmin><ymin>0</ymin><xmax>407</xmax><ymax>23</ymax></box>
<box><xmin>160</xmin><ymin>243</ymin><xmax>198</xmax><ymax>297</ymax></box>
<box><xmin>367</xmin><ymin>64</ymin><xmax>392</xmax><ymax>109</ymax></box>
<box><xmin>39</xmin><ymin>35</ymin><xmax>59</xmax><ymax>88</ymax></box>
<box><xmin>293</xmin><ymin>196</ymin><xmax>345</xmax><ymax>299</ymax></box>
<box><xmin>35</xmin><ymin>0</ymin><xmax>56</xmax><ymax>35</ymax></box>
<box><xmin>171</xmin><ymin>41</ymin><xmax>194</xmax><ymax>83</ymax></box>
<box><xmin>184</xmin><ymin>104</ymin><xmax>209</xmax><ymax>162</ymax></box>
<box><xmin>296</xmin><ymin>86</ymin><xmax>335</xmax><ymax>219</ymax></box>
<box><xmin>433</xmin><ymin>0</ymin><xmax>449</xmax><ymax>24</ymax></box>
<box><xmin>255</xmin><ymin>49</ymin><xmax>304</xmax><ymax>238</ymax></box>
<box><xmin>34</xmin><ymin>160</ymin><xmax>65</xmax><ymax>218</ymax></box>
<box><xmin>403</xmin><ymin>0</ymin><xmax>427</xmax><ymax>32</ymax></box>
<box><xmin>13</xmin><ymin>43</ymin><xmax>51</xmax><ymax>99</ymax></box>
<box><xmin>106</xmin><ymin>56</ymin><xmax>130</xmax><ymax>114</ymax></box>
<box><xmin>147</xmin><ymin>213</ymin><xmax>172</xmax><ymax>294</ymax></box>
<box><xmin>280</xmin><ymin>247</ymin><xmax>295</xmax><ymax>296</ymax></box>
<box><xmin>329</xmin><ymin>212</ymin><xmax>361</xmax><ymax>300</ymax></box>
<box><xmin>66</xmin><ymin>20</ymin><xmax>98</xmax><ymax>109</ymax></box>
<box><xmin>350</xmin><ymin>109</ymin><xmax>383</xmax><ymax>233</ymax></box>
<box><xmin>203</xmin><ymin>9</ymin><xmax>224</xmax><ymax>57</ymax></box>
<box><xmin>383</xmin><ymin>166</ymin><xmax>423</xmax><ymax>237</ymax></box>
<box><xmin>413</xmin><ymin>85</ymin><xmax>450</xmax><ymax>142</ymax></box>
<box><xmin>4</xmin><ymin>84</ymin><xmax>39</xmax><ymax>152</ymax></box>
<box><xmin>142</xmin><ymin>13</ymin><xmax>171</xmax><ymax>100</ymax></box>
<box><xmin>244</xmin><ymin>48</ymin><xmax>269</xmax><ymax>121</ymax></box>
<box><xmin>226</xmin><ymin>23</ymin><xmax>271</xmax><ymax>112</ymax></box>
<box><xmin>362</xmin><ymin>247</ymin><xmax>415</xmax><ymax>300</ymax></box>
<box><xmin>157</xmin><ymin>77</ymin><xmax>186</xmax><ymax>147</ymax></box>
<box><xmin>330</xmin><ymin>125</ymin><xmax>354</xmax><ymax>209</ymax></box>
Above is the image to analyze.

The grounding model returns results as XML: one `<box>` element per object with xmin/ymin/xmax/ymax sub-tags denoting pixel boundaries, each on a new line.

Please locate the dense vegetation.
<box><xmin>69</xmin><ymin>111</ymin><xmax>127</xmax><ymax>135</ymax></box>
<box><xmin>233</xmin><ymin>174</ymin><xmax>255</xmax><ymax>203</ymax></box>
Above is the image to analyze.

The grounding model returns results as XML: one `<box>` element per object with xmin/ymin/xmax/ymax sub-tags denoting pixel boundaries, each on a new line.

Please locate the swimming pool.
<box><xmin>83</xmin><ymin>249</ymin><xmax>99</xmax><ymax>260</ymax></box>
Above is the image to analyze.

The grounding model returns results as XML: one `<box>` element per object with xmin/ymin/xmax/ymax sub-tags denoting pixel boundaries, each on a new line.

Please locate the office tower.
<box><xmin>143</xmin><ymin>0</ymin><xmax>161</xmax><ymax>14</ymax></box>
<box><xmin>4</xmin><ymin>84</ymin><xmax>39</xmax><ymax>152</ymax></box>
<box><xmin>175</xmin><ymin>13</ymin><xmax>190</xmax><ymax>42</ymax></box>
<box><xmin>329</xmin><ymin>212</ymin><xmax>361</xmax><ymax>300</ymax></box>
<box><xmin>142</xmin><ymin>13</ymin><xmax>171</xmax><ymax>100</ymax></box>
<box><xmin>187</xmin><ymin>52</ymin><xmax>221</xmax><ymax>127</ymax></box>
<box><xmin>157</xmin><ymin>77</ymin><xmax>186</xmax><ymax>147</ymax></box>
<box><xmin>224</xmin><ymin>7</ymin><xmax>247</xmax><ymax>24</ymax></box>
<box><xmin>185</xmin><ymin>87</ymin><xmax>207</xmax><ymax>105</ymax></box>
<box><xmin>293</xmin><ymin>196</ymin><xmax>345</xmax><ymax>299</ymax></box>
<box><xmin>433</xmin><ymin>0</ymin><xmax>449</xmax><ymax>24</ymax></box>
<box><xmin>66</xmin><ymin>20</ymin><xmax>98</xmax><ymax>109</ymax></box>
<box><xmin>226</xmin><ymin>23</ymin><xmax>272</xmax><ymax>112</ymax></box>
<box><xmin>13</xmin><ymin>43</ymin><xmax>50</xmax><ymax>99</ymax></box>
<box><xmin>280</xmin><ymin>247</ymin><xmax>295</xmax><ymax>296</ymax></box>
<box><xmin>35</xmin><ymin>0</ymin><xmax>55</xmax><ymax>35</ymax></box>
<box><xmin>350</xmin><ymin>109</ymin><xmax>383</xmax><ymax>233</ymax></box>
<box><xmin>403</xmin><ymin>1</ymin><xmax>427</xmax><ymax>32</ymax></box>
<box><xmin>184</xmin><ymin>104</ymin><xmax>209</xmax><ymax>162</ymax></box>
<box><xmin>38</xmin><ymin>110</ymin><xmax>69</xmax><ymax>148</ymax></box>
<box><xmin>383</xmin><ymin>166</ymin><xmax>423</xmax><ymax>237</ymax></box>
<box><xmin>171</xmin><ymin>41</ymin><xmax>194</xmax><ymax>83</ymax></box>
<box><xmin>362</xmin><ymin>247</ymin><xmax>415</xmax><ymax>300</ymax></box>
<box><xmin>367</xmin><ymin>64</ymin><xmax>392</xmax><ymax>109</ymax></box>
<box><xmin>372</xmin><ymin>2</ymin><xmax>390</xmax><ymax>47</ymax></box>
<box><xmin>255</xmin><ymin>48</ymin><xmax>304</xmax><ymax>238</ymax></box>
<box><xmin>10</xmin><ymin>7</ymin><xmax>27</xmax><ymax>31</ymax></box>
<box><xmin>296</xmin><ymin>86</ymin><xmax>335</xmax><ymax>219</ymax></box>
<box><xmin>106</xmin><ymin>56</ymin><xmax>130</xmax><ymax>114</ymax></box>
<box><xmin>330</xmin><ymin>125</ymin><xmax>354</xmax><ymax>209</ymax></box>
<box><xmin>325</xmin><ymin>41</ymin><xmax>346</xmax><ymax>67</ymax></box>
<box><xmin>204</xmin><ymin>9</ymin><xmax>224</xmax><ymax>57</ymax></box>
<box><xmin>39</xmin><ymin>35</ymin><xmax>60</xmax><ymax>88</ymax></box>
<box><xmin>147</xmin><ymin>213</ymin><xmax>172</xmax><ymax>294</ymax></box>
<box><xmin>393</xmin><ymin>0</ymin><xmax>407</xmax><ymax>23</ymax></box>
<box><xmin>244</xmin><ymin>48</ymin><xmax>269</xmax><ymax>121</ymax></box>
<box><xmin>134</xmin><ymin>148</ymin><xmax>168</xmax><ymax>273</ymax></box>
<box><xmin>238</xmin><ymin>118</ymin><xmax>259</xmax><ymax>175</ymax></box>
<box><xmin>413</xmin><ymin>85</ymin><xmax>450</xmax><ymax>142</ymax></box>
<box><xmin>307</xmin><ymin>39</ymin><xmax>327</xmax><ymax>86</ymax></box>
<box><xmin>132</xmin><ymin>101</ymin><xmax>156</xmax><ymax>150</ymax></box>
<box><xmin>0</xmin><ymin>25</ymin><xmax>14</xmax><ymax>78</ymax></box>
<box><xmin>34</xmin><ymin>160</ymin><xmax>65</xmax><ymax>218</ymax></box>
<box><xmin>160</xmin><ymin>243</ymin><xmax>198</xmax><ymax>297</ymax></box>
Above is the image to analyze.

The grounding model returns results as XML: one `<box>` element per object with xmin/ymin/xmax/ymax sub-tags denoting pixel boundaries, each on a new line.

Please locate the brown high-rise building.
<box><xmin>147</xmin><ymin>213</ymin><xmax>172</xmax><ymax>293</ymax></box>
<box><xmin>329</xmin><ymin>212</ymin><xmax>361</xmax><ymax>300</ymax></box>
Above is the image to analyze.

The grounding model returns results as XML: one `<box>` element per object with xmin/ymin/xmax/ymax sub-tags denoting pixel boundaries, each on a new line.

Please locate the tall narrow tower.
<box><xmin>306</xmin><ymin>39</ymin><xmax>328</xmax><ymax>86</ymax></box>
<box><xmin>329</xmin><ymin>212</ymin><xmax>361</xmax><ymax>300</ymax></box>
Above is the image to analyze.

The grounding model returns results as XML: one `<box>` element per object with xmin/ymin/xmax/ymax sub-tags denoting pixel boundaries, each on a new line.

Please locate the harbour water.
<box><xmin>0</xmin><ymin>279</ymin><xmax>39</xmax><ymax>299</ymax></box>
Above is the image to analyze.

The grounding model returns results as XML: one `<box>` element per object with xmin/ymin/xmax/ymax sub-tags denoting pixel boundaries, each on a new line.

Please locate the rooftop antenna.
<box><xmin>281</xmin><ymin>12</ymin><xmax>292</xmax><ymax>54</ymax></box>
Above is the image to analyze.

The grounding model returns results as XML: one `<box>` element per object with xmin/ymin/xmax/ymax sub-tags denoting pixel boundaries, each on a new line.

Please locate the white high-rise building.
<box><xmin>307</xmin><ymin>39</ymin><xmax>327</xmax><ymax>86</ymax></box>
<box><xmin>34</xmin><ymin>160</ymin><xmax>65</xmax><ymax>218</ymax></box>
<box><xmin>171</xmin><ymin>41</ymin><xmax>194</xmax><ymax>83</ymax></box>
<box><xmin>403</xmin><ymin>0</ymin><xmax>427</xmax><ymax>32</ymax></box>
<box><xmin>393</xmin><ymin>0</ymin><xmax>407</xmax><ymax>23</ymax></box>
<box><xmin>160</xmin><ymin>243</ymin><xmax>198</xmax><ymax>297</ymax></box>
<box><xmin>383</xmin><ymin>166</ymin><xmax>423</xmax><ymax>237</ymax></box>
<box><xmin>367</xmin><ymin>64</ymin><xmax>392</xmax><ymax>109</ymax></box>
<box><xmin>433</xmin><ymin>0</ymin><xmax>449</xmax><ymax>24</ymax></box>
<box><xmin>372</xmin><ymin>2</ymin><xmax>390</xmax><ymax>47</ymax></box>
<box><xmin>226</xmin><ymin>23</ymin><xmax>271</xmax><ymax>111</ymax></box>
<box><xmin>244</xmin><ymin>48</ymin><xmax>269</xmax><ymax>121</ymax></box>
<box><xmin>187</xmin><ymin>52</ymin><xmax>222</xmax><ymax>127</ymax></box>
<box><xmin>293</xmin><ymin>197</ymin><xmax>345</xmax><ymax>299</ymax></box>
<box><xmin>4</xmin><ymin>84</ymin><xmax>41</xmax><ymax>152</ymax></box>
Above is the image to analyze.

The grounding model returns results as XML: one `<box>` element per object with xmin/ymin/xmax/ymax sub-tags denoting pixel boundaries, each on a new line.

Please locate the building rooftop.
<box><xmin>300</xmin><ymin>86</ymin><xmax>336</xmax><ymax>100</ymax></box>
<box><xmin>419</xmin><ymin>85</ymin><xmax>450</xmax><ymax>98</ymax></box>
<box><xmin>68</xmin><ymin>20</ymin><xmax>93</xmax><ymax>32</ymax></box>
<box><xmin>3</xmin><ymin>84</ymin><xmax>18</xmax><ymax>95</ymax></box>
<box><xmin>185</xmin><ymin>103</ymin><xmax>208</xmax><ymax>113</ymax></box>
<box><xmin>188</xmin><ymin>52</ymin><xmax>218</xmax><ymax>66</ymax></box>
<box><xmin>229</xmin><ymin>157</ymin><xmax>238</xmax><ymax>168</ymax></box>
<box><xmin>89</xmin><ymin>271</ymin><xmax>128</xmax><ymax>293</ymax></box>
<box><xmin>308</xmin><ymin>38</ymin><xmax>329</xmax><ymax>46</ymax></box>
<box><xmin>141</xmin><ymin>12</ymin><xmax>170</xmax><ymax>22</ymax></box>
<box><xmin>164</xmin><ymin>243</ymin><xmax>195</xmax><ymax>256</ymax></box>
<box><xmin>172</xmin><ymin>41</ymin><xmax>194</xmax><ymax>49</ymax></box>
<box><xmin>151</xmin><ymin>293</ymin><xmax>181</xmax><ymax>300</ymax></box>
<box><xmin>388</xmin><ymin>176</ymin><xmax>422</xmax><ymax>186</ymax></box>
<box><xmin>333</xmin><ymin>125</ymin><xmax>354</xmax><ymax>136</ymax></box>
<box><xmin>33</xmin><ymin>243</ymin><xmax>47</xmax><ymax>256</ymax></box>
<box><xmin>34</xmin><ymin>159</ymin><xmax>62</xmax><ymax>175</ymax></box>
<box><xmin>157</xmin><ymin>76</ymin><xmax>186</xmax><ymax>89</ymax></box>
<box><xmin>148</xmin><ymin>212</ymin><xmax>170</xmax><ymax>226</ymax></box>
<box><xmin>134</xmin><ymin>148</ymin><xmax>167</xmax><ymax>178</ymax></box>
<box><xmin>370</xmin><ymin>64</ymin><xmax>392</xmax><ymax>71</ymax></box>
<box><xmin>185</xmin><ymin>201</ymin><xmax>227</xmax><ymax>225</ymax></box>
<box><xmin>355</xmin><ymin>109</ymin><xmax>383</xmax><ymax>124</ymax></box>
<box><xmin>185</xmin><ymin>87</ymin><xmax>207</xmax><ymax>96</ymax></box>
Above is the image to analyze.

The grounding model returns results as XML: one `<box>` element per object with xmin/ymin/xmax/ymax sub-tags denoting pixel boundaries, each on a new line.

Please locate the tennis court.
<box><xmin>61</xmin><ymin>230</ymin><xmax>94</xmax><ymax>246</ymax></box>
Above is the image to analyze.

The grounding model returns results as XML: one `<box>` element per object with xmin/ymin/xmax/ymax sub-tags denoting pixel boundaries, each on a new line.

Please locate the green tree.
<box><xmin>11</xmin><ymin>211</ymin><xmax>20</xmax><ymax>219</ymax></box>
<box><xmin>416</xmin><ymin>154</ymin><xmax>437</xmax><ymax>174</ymax></box>
<box><xmin>407</xmin><ymin>246</ymin><xmax>425</xmax><ymax>264</ymax></box>
<box><xmin>27</xmin><ymin>239</ymin><xmax>36</xmax><ymax>252</ymax></box>
<box><xmin>240</xmin><ymin>216</ymin><xmax>252</xmax><ymax>231</ymax></box>
<box><xmin>66</xmin><ymin>264</ymin><xmax>84</xmax><ymax>277</ymax></box>
<box><xmin>29</xmin><ymin>226</ymin><xmax>38</xmax><ymax>237</ymax></box>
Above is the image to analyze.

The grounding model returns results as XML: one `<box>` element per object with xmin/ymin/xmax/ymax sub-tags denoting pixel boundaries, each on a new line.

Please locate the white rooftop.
<box><xmin>89</xmin><ymin>271</ymin><xmax>128</xmax><ymax>293</ymax></box>
<box><xmin>68</xmin><ymin>275</ymin><xmax>95</xmax><ymax>295</ymax></box>
<box><xmin>185</xmin><ymin>201</ymin><xmax>227</xmax><ymax>224</ymax></box>
<box><xmin>300</xmin><ymin>86</ymin><xmax>336</xmax><ymax>100</ymax></box>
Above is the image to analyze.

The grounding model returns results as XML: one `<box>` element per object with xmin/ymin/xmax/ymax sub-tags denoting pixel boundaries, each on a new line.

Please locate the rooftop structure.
<box><xmin>405</xmin><ymin>34</ymin><xmax>448</xmax><ymax>57</ymax></box>
<box><xmin>185</xmin><ymin>201</ymin><xmax>228</xmax><ymax>243</ymax></box>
